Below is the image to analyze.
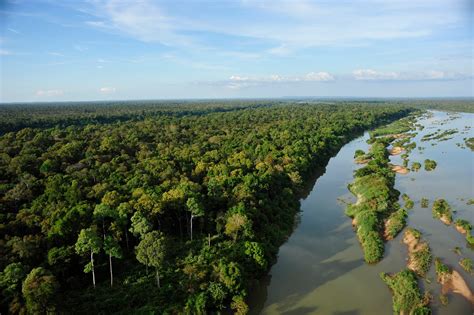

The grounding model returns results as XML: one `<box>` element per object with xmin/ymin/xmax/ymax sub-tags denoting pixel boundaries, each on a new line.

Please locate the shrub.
<box><xmin>459</xmin><ymin>258</ymin><xmax>473</xmax><ymax>273</ymax></box>
<box><xmin>424</xmin><ymin>159</ymin><xmax>437</xmax><ymax>171</ymax></box>
<box><xmin>431</xmin><ymin>199</ymin><xmax>452</xmax><ymax>224</ymax></box>
<box><xmin>380</xmin><ymin>269</ymin><xmax>430</xmax><ymax>314</ymax></box>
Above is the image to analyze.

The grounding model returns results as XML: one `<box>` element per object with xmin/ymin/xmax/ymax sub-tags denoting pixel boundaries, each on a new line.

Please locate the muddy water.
<box><xmin>249</xmin><ymin>110</ymin><xmax>473</xmax><ymax>314</ymax></box>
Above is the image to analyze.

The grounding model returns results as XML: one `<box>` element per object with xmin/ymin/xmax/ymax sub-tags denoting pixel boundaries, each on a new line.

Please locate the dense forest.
<box><xmin>0</xmin><ymin>100</ymin><xmax>429</xmax><ymax>313</ymax></box>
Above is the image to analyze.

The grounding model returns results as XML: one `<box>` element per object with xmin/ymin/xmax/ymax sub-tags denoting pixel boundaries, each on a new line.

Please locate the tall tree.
<box><xmin>104</xmin><ymin>236</ymin><xmax>122</xmax><ymax>287</ymax></box>
<box><xmin>75</xmin><ymin>228</ymin><xmax>102</xmax><ymax>288</ymax></box>
<box><xmin>186</xmin><ymin>197</ymin><xmax>204</xmax><ymax>240</ymax></box>
<box><xmin>135</xmin><ymin>231</ymin><xmax>166</xmax><ymax>288</ymax></box>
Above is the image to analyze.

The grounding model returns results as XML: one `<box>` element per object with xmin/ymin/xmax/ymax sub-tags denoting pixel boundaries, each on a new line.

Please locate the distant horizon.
<box><xmin>1</xmin><ymin>95</ymin><xmax>474</xmax><ymax>105</ymax></box>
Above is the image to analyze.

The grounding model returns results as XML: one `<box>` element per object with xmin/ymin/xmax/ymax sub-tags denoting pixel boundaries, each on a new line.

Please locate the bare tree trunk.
<box><xmin>109</xmin><ymin>253</ymin><xmax>113</xmax><ymax>287</ymax></box>
<box><xmin>156</xmin><ymin>269</ymin><xmax>160</xmax><ymax>288</ymax></box>
<box><xmin>102</xmin><ymin>220</ymin><xmax>106</xmax><ymax>240</ymax></box>
<box><xmin>125</xmin><ymin>228</ymin><xmax>129</xmax><ymax>250</ymax></box>
<box><xmin>190</xmin><ymin>215</ymin><xmax>194</xmax><ymax>240</ymax></box>
<box><xmin>208</xmin><ymin>233</ymin><xmax>211</xmax><ymax>247</ymax></box>
<box><xmin>91</xmin><ymin>250</ymin><xmax>96</xmax><ymax>289</ymax></box>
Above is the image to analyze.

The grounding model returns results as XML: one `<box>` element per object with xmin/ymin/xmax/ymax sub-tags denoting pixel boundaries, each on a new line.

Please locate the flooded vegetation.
<box><xmin>380</xmin><ymin>269</ymin><xmax>431</xmax><ymax>314</ymax></box>
<box><xmin>251</xmin><ymin>110</ymin><xmax>473</xmax><ymax>314</ymax></box>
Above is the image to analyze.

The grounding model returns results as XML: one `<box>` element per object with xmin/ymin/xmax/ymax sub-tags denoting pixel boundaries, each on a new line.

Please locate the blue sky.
<box><xmin>0</xmin><ymin>0</ymin><xmax>472</xmax><ymax>102</ymax></box>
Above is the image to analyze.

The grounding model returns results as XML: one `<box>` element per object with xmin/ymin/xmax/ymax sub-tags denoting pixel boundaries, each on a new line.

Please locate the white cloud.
<box><xmin>7</xmin><ymin>28</ymin><xmax>20</xmax><ymax>34</ymax></box>
<box><xmin>352</xmin><ymin>69</ymin><xmax>472</xmax><ymax>81</ymax></box>
<box><xmin>305</xmin><ymin>72</ymin><xmax>335</xmax><ymax>81</ymax></box>
<box><xmin>36</xmin><ymin>89</ymin><xmax>64</xmax><ymax>97</ymax></box>
<box><xmin>353</xmin><ymin>69</ymin><xmax>400</xmax><ymax>80</ymax></box>
<box><xmin>99</xmin><ymin>87</ymin><xmax>116</xmax><ymax>94</ymax></box>
<box><xmin>83</xmin><ymin>0</ymin><xmax>193</xmax><ymax>46</ymax></box>
<box><xmin>226</xmin><ymin>71</ymin><xmax>334</xmax><ymax>89</ymax></box>
<box><xmin>79</xmin><ymin>0</ymin><xmax>465</xmax><ymax>53</ymax></box>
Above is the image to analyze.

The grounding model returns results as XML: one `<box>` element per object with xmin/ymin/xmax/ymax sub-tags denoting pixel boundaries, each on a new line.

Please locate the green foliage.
<box><xmin>244</xmin><ymin>241</ymin><xmax>267</xmax><ymax>268</ymax></box>
<box><xmin>104</xmin><ymin>236</ymin><xmax>122</xmax><ymax>259</ymax></box>
<box><xmin>411</xmin><ymin>162</ymin><xmax>421</xmax><ymax>171</ymax></box>
<box><xmin>135</xmin><ymin>231</ymin><xmax>166</xmax><ymax>287</ymax></box>
<box><xmin>465</xmin><ymin>137</ymin><xmax>474</xmax><ymax>151</ymax></box>
<box><xmin>129</xmin><ymin>211</ymin><xmax>152</xmax><ymax>237</ymax></box>
<box><xmin>0</xmin><ymin>262</ymin><xmax>27</xmax><ymax>302</ymax></box>
<box><xmin>424</xmin><ymin>159</ymin><xmax>437</xmax><ymax>171</ymax></box>
<box><xmin>385</xmin><ymin>208</ymin><xmax>407</xmax><ymax>240</ymax></box>
<box><xmin>135</xmin><ymin>231</ymin><xmax>166</xmax><ymax>268</ymax></box>
<box><xmin>434</xmin><ymin>258</ymin><xmax>451</xmax><ymax>279</ymax></box>
<box><xmin>231</xmin><ymin>295</ymin><xmax>249</xmax><ymax>315</ymax></box>
<box><xmin>0</xmin><ymin>101</ymin><xmax>414</xmax><ymax>312</ymax></box>
<box><xmin>225</xmin><ymin>213</ymin><xmax>251</xmax><ymax>241</ymax></box>
<box><xmin>370</xmin><ymin>115</ymin><xmax>417</xmax><ymax>137</ymax></box>
<box><xmin>402</xmin><ymin>194</ymin><xmax>414</xmax><ymax>209</ymax></box>
<box><xmin>380</xmin><ymin>269</ymin><xmax>430</xmax><ymax>315</ymax></box>
<box><xmin>354</xmin><ymin>149</ymin><xmax>366</xmax><ymax>158</ymax></box>
<box><xmin>347</xmin><ymin>134</ymin><xmax>405</xmax><ymax>263</ymax></box>
<box><xmin>431</xmin><ymin>199</ymin><xmax>452</xmax><ymax>224</ymax></box>
<box><xmin>459</xmin><ymin>258</ymin><xmax>473</xmax><ymax>273</ymax></box>
<box><xmin>466</xmin><ymin>234</ymin><xmax>474</xmax><ymax>246</ymax></box>
<box><xmin>75</xmin><ymin>228</ymin><xmax>102</xmax><ymax>258</ymax></box>
<box><xmin>361</xmin><ymin>231</ymin><xmax>384</xmax><ymax>263</ymax></box>
<box><xmin>22</xmin><ymin>267</ymin><xmax>59</xmax><ymax>314</ymax></box>
<box><xmin>454</xmin><ymin>219</ymin><xmax>472</xmax><ymax>233</ymax></box>
<box><xmin>411</xmin><ymin>245</ymin><xmax>432</xmax><ymax>276</ymax></box>
<box><xmin>420</xmin><ymin>198</ymin><xmax>429</xmax><ymax>208</ymax></box>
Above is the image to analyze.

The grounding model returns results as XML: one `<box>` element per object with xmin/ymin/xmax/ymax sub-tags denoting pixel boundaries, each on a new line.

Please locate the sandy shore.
<box><xmin>455</xmin><ymin>225</ymin><xmax>469</xmax><ymax>235</ymax></box>
<box><xmin>403</xmin><ymin>229</ymin><xmax>430</xmax><ymax>276</ymax></box>
<box><xmin>391</xmin><ymin>165</ymin><xmax>409</xmax><ymax>174</ymax></box>
<box><xmin>439</xmin><ymin>270</ymin><xmax>474</xmax><ymax>305</ymax></box>
<box><xmin>389</xmin><ymin>146</ymin><xmax>404</xmax><ymax>155</ymax></box>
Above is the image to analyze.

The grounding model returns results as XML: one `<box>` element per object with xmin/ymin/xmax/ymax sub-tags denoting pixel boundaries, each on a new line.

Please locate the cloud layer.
<box><xmin>353</xmin><ymin>69</ymin><xmax>472</xmax><ymax>81</ymax></box>
<box><xmin>99</xmin><ymin>87</ymin><xmax>116</xmax><ymax>94</ymax></box>
<box><xmin>36</xmin><ymin>89</ymin><xmax>64</xmax><ymax>97</ymax></box>
<box><xmin>83</xmin><ymin>0</ymin><xmax>466</xmax><ymax>53</ymax></box>
<box><xmin>225</xmin><ymin>72</ymin><xmax>334</xmax><ymax>89</ymax></box>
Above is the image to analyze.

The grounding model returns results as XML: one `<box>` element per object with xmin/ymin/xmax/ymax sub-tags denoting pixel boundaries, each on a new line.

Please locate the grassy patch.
<box><xmin>459</xmin><ymin>258</ymin><xmax>473</xmax><ymax>274</ymax></box>
<box><xmin>380</xmin><ymin>269</ymin><xmax>431</xmax><ymax>315</ymax></box>
<box><xmin>432</xmin><ymin>199</ymin><xmax>452</xmax><ymax>224</ymax></box>
<box><xmin>385</xmin><ymin>208</ymin><xmax>408</xmax><ymax>240</ymax></box>
<box><xmin>454</xmin><ymin>219</ymin><xmax>472</xmax><ymax>234</ymax></box>
<box><xmin>347</xmin><ymin>134</ymin><xmax>404</xmax><ymax>263</ymax></box>
<box><xmin>404</xmin><ymin>228</ymin><xmax>432</xmax><ymax>276</ymax></box>
<box><xmin>435</xmin><ymin>258</ymin><xmax>451</xmax><ymax>282</ymax></box>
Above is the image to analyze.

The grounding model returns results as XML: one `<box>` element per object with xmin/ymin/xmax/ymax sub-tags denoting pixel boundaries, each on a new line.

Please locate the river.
<box><xmin>249</xmin><ymin>110</ymin><xmax>473</xmax><ymax>314</ymax></box>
